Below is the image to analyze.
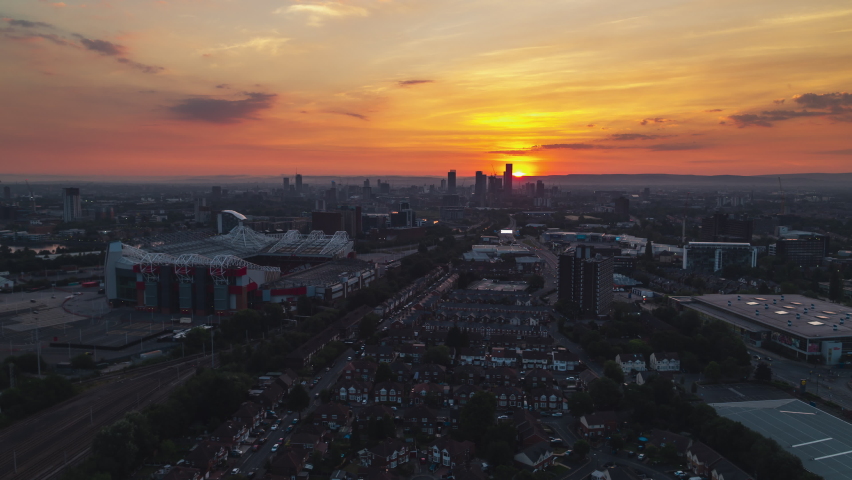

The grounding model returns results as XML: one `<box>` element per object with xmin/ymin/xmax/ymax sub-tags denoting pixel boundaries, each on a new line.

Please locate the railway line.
<box><xmin>0</xmin><ymin>356</ymin><xmax>202</xmax><ymax>480</ymax></box>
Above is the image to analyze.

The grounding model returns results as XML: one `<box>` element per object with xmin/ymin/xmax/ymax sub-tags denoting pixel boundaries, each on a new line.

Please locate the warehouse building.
<box><xmin>674</xmin><ymin>294</ymin><xmax>852</xmax><ymax>364</ymax></box>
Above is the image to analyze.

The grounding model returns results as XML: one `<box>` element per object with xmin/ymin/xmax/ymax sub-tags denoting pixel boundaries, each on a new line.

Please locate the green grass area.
<box><xmin>549</xmin><ymin>465</ymin><xmax>570</xmax><ymax>475</ymax></box>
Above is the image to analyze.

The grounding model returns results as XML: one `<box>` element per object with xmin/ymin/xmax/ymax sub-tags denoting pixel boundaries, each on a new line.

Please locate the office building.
<box><xmin>474</xmin><ymin>171</ymin><xmax>487</xmax><ymax>205</ymax></box>
<box><xmin>614</xmin><ymin>196</ymin><xmax>629</xmax><ymax>221</ymax></box>
<box><xmin>503</xmin><ymin>163</ymin><xmax>513</xmax><ymax>195</ymax></box>
<box><xmin>282</xmin><ymin>177</ymin><xmax>290</xmax><ymax>191</ymax></box>
<box><xmin>391</xmin><ymin>201</ymin><xmax>416</xmax><ymax>227</ymax></box>
<box><xmin>295</xmin><ymin>174</ymin><xmax>303</xmax><ymax>193</ymax></box>
<box><xmin>642</xmin><ymin>187</ymin><xmax>650</xmax><ymax>200</ymax></box>
<box><xmin>62</xmin><ymin>187</ymin><xmax>81</xmax><ymax>223</ymax></box>
<box><xmin>700</xmin><ymin>213</ymin><xmax>753</xmax><ymax>243</ymax></box>
<box><xmin>2</xmin><ymin>186</ymin><xmax>9</xmax><ymax>200</ymax></box>
<box><xmin>682</xmin><ymin>242</ymin><xmax>757</xmax><ymax>273</ymax></box>
<box><xmin>448</xmin><ymin>170</ymin><xmax>457</xmax><ymax>195</ymax></box>
<box><xmin>194</xmin><ymin>198</ymin><xmax>211</xmax><ymax>224</ymax></box>
<box><xmin>770</xmin><ymin>232</ymin><xmax>828</xmax><ymax>268</ymax></box>
<box><xmin>212</xmin><ymin>186</ymin><xmax>222</xmax><ymax>198</ymax></box>
<box><xmin>558</xmin><ymin>245</ymin><xmax>614</xmax><ymax>317</ymax></box>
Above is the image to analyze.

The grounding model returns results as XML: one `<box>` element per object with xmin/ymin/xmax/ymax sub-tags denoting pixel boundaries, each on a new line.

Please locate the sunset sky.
<box><xmin>1</xmin><ymin>0</ymin><xmax>851</xmax><ymax>177</ymax></box>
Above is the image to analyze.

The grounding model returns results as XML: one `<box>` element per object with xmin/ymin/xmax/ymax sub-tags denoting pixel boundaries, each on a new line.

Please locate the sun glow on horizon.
<box><xmin>513</xmin><ymin>171</ymin><xmax>526</xmax><ymax>177</ymax></box>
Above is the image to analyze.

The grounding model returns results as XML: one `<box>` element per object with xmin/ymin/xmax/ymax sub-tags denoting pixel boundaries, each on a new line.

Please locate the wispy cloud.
<box><xmin>275</xmin><ymin>3</ymin><xmax>369</xmax><ymax>26</ymax></box>
<box><xmin>329</xmin><ymin>111</ymin><xmax>368</xmax><ymax>121</ymax></box>
<box><xmin>170</xmin><ymin>92</ymin><xmax>277</xmax><ymax>123</ymax></box>
<box><xmin>203</xmin><ymin>36</ymin><xmax>291</xmax><ymax>55</ymax></box>
<box><xmin>608</xmin><ymin>133</ymin><xmax>674</xmax><ymax>141</ymax></box>
<box><xmin>398</xmin><ymin>79</ymin><xmax>433</xmax><ymax>87</ymax></box>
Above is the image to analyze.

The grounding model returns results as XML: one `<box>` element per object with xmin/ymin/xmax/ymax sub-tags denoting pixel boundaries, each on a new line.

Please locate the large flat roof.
<box><xmin>712</xmin><ymin>399</ymin><xmax>852</xmax><ymax>479</ymax></box>
<box><xmin>690</xmin><ymin>294</ymin><xmax>852</xmax><ymax>340</ymax></box>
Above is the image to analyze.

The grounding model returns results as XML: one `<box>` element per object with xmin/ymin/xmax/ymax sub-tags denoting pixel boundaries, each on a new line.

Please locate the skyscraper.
<box><xmin>447</xmin><ymin>170</ymin><xmax>457</xmax><ymax>194</ymax></box>
<box><xmin>614</xmin><ymin>196</ymin><xmax>630</xmax><ymax>221</ymax></box>
<box><xmin>503</xmin><ymin>163</ymin><xmax>513</xmax><ymax>195</ymax></box>
<box><xmin>211</xmin><ymin>186</ymin><xmax>222</xmax><ymax>198</ymax></box>
<box><xmin>558</xmin><ymin>245</ymin><xmax>614</xmax><ymax>317</ymax></box>
<box><xmin>2</xmin><ymin>186</ymin><xmax>9</xmax><ymax>200</ymax></box>
<box><xmin>62</xmin><ymin>187</ymin><xmax>81</xmax><ymax>222</ymax></box>
<box><xmin>283</xmin><ymin>177</ymin><xmax>290</xmax><ymax>190</ymax></box>
<box><xmin>295</xmin><ymin>174</ymin><xmax>303</xmax><ymax>193</ymax></box>
<box><xmin>474</xmin><ymin>171</ymin><xmax>487</xmax><ymax>206</ymax></box>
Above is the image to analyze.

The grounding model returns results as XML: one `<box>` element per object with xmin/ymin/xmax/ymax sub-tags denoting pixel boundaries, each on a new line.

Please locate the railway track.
<box><xmin>0</xmin><ymin>357</ymin><xmax>201</xmax><ymax>480</ymax></box>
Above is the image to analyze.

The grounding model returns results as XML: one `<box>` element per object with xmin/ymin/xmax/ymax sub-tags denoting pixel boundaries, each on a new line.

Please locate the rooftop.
<box><xmin>689</xmin><ymin>294</ymin><xmax>852</xmax><ymax>340</ymax></box>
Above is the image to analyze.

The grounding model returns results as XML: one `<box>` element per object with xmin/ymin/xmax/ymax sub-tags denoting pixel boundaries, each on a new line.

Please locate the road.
<box><xmin>235</xmin><ymin>348</ymin><xmax>356</xmax><ymax>476</ymax></box>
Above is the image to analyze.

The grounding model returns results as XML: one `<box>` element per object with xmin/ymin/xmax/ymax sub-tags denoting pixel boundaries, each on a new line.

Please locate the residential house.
<box><xmin>335</xmin><ymin>380</ymin><xmax>372</xmax><ymax>403</ymax></box>
<box><xmin>645</xmin><ymin>429</ymin><xmax>690</xmax><ymax>457</ymax></box>
<box><xmin>184</xmin><ymin>442</ymin><xmax>226</xmax><ymax>474</ymax></box>
<box><xmin>520</xmin><ymin>350</ymin><xmax>551</xmax><ymax>371</ymax></box>
<box><xmin>710</xmin><ymin>458</ymin><xmax>754</xmax><ymax>480</ymax></box>
<box><xmin>232</xmin><ymin>401</ymin><xmax>264</xmax><ymax>430</ymax></box>
<box><xmin>162</xmin><ymin>466</ymin><xmax>201</xmax><ymax>480</ymax></box>
<box><xmin>650</xmin><ymin>352</ymin><xmax>680</xmax><ymax>372</ymax></box>
<box><xmin>452</xmin><ymin>384</ymin><xmax>481</xmax><ymax>406</ymax></box>
<box><xmin>411</xmin><ymin>383</ymin><xmax>448</xmax><ymax>405</ymax></box>
<box><xmin>312</xmin><ymin>403</ymin><xmax>352</xmax><ymax>430</ymax></box>
<box><xmin>365</xmin><ymin>345</ymin><xmax>398</xmax><ymax>364</ymax></box>
<box><xmin>454</xmin><ymin>365</ymin><xmax>482</xmax><ymax>385</ymax></box>
<box><xmin>492</xmin><ymin>386</ymin><xmax>524</xmax><ymax>410</ymax></box>
<box><xmin>524</xmin><ymin>368</ymin><xmax>554</xmax><ymax>389</ymax></box>
<box><xmin>489</xmin><ymin>347</ymin><xmax>518</xmax><ymax>368</ymax></box>
<box><xmin>388</xmin><ymin>361</ymin><xmax>412</xmax><ymax>383</ymax></box>
<box><xmin>372</xmin><ymin>381</ymin><xmax>405</xmax><ymax>405</ymax></box>
<box><xmin>276</xmin><ymin>369</ymin><xmax>299</xmax><ymax>392</ymax></box>
<box><xmin>458</xmin><ymin>347</ymin><xmax>488</xmax><ymax>366</ymax></box>
<box><xmin>578</xmin><ymin>411</ymin><xmax>619</xmax><ymax>438</ymax></box>
<box><xmin>514</xmin><ymin>442</ymin><xmax>555</xmax><ymax>472</ymax></box>
<box><xmin>577</xmin><ymin>369</ymin><xmax>599</xmax><ymax>390</ymax></box>
<box><xmin>357</xmin><ymin>405</ymin><xmax>396</xmax><ymax>426</ymax></box>
<box><xmin>269</xmin><ymin>448</ymin><xmax>310</xmax><ymax>480</ymax></box>
<box><xmin>523</xmin><ymin>336</ymin><xmax>554</xmax><ymax>351</ymax></box>
<box><xmin>397</xmin><ymin>343</ymin><xmax>426</xmax><ymax>363</ymax></box>
<box><xmin>256</xmin><ymin>383</ymin><xmax>285</xmax><ymax>410</ymax></box>
<box><xmin>359</xmin><ymin>439</ymin><xmax>409</xmax><ymax>468</ymax></box>
<box><xmin>342</xmin><ymin>360</ymin><xmax>379</xmax><ymax>382</ymax></box>
<box><xmin>687</xmin><ymin>441</ymin><xmax>724</xmax><ymax>477</ymax></box>
<box><xmin>483</xmin><ymin>367</ymin><xmax>519</xmax><ymax>386</ymax></box>
<box><xmin>288</xmin><ymin>433</ymin><xmax>323</xmax><ymax>452</ymax></box>
<box><xmin>514</xmin><ymin>410</ymin><xmax>548</xmax><ymax>447</ymax></box>
<box><xmin>615</xmin><ymin>353</ymin><xmax>646</xmax><ymax>373</ymax></box>
<box><xmin>551</xmin><ymin>351</ymin><xmax>580</xmax><ymax>372</ymax></box>
<box><xmin>404</xmin><ymin>405</ymin><xmax>439</xmax><ymax>435</ymax></box>
<box><xmin>430</xmin><ymin>438</ymin><xmax>476</xmax><ymax>467</ymax></box>
<box><xmin>411</xmin><ymin>363</ymin><xmax>446</xmax><ymax>383</ymax></box>
<box><xmin>528</xmin><ymin>387</ymin><xmax>568</xmax><ymax>412</ymax></box>
<box><xmin>209</xmin><ymin>420</ymin><xmax>247</xmax><ymax>450</ymax></box>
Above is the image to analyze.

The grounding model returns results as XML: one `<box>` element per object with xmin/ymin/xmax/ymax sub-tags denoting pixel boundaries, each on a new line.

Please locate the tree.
<box><xmin>829</xmin><ymin>270</ymin><xmax>843</xmax><ymax>301</ymax></box>
<box><xmin>375</xmin><ymin>362</ymin><xmax>392</xmax><ymax>383</ymax></box>
<box><xmin>445</xmin><ymin>326</ymin><xmax>463</xmax><ymax>348</ymax></box>
<box><xmin>460</xmin><ymin>391</ymin><xmax>497</xmax><ymax>445</ymax></box>
<box><xmin>568</xmin><ymin>391</ymin><xmax>595</xmax><ymax>417</ymax></box>
<box><xmin>287</xmin><ymin>384</ymin><xmax>310</xmax><ymax>419</ymax></box>
<box><xmin>359</xmin><ymin>314</ymin><xmax>379</xmax><ymax>340</ymax></box>
<box><xmin>320</xmin><ymin>388</ymin><xmax>332</xmax><ymax>403</ymax></box>
<box><xmin>704</xmin><ymin>361</ymin><xmax>722</xmax><ymax>383</ymax></box>
<box><xmin>572</xmin><ymin>440</ymin><xmax>591</xmax><ymax>459</ymax></box>
<box><xmin>423</xmin><ymin>346</ymin><xmax>452</xmax><ymax>366</ymax></box>
<box><xmin>603</xmin><ymin>360</ymin><xmax>625</xmax><ymax>383</ymax></box>
<box><xmin>644</xmin><ymin>241</ymin><xmax>653</xmax><ymax>261</ymax></box>
<box><xmin>71</xmin><ymin>353</ymin><xmax>97</xmax><ymax>369</ymax></box>
<box><xmin>526</xmin><ymin>274</ymin><xmax>545</xmax><ymax>291</ymax></box>
<box><xmin>609</xmin><ymin>434</ymin><xmax>625</xmax><ymax>451</ymax></box>
<box><xmin>418</xmin><ymin>242</ymin><xmax>429</xmax><ymax>254</ymax></box>
<box><xmin>296</xmin><ymin>295</ymin><xmax>313</xmax><ymax>316</ymax></box>
<box><xmin>588</xmin><ymin>377</ymin><xmax>622</xmax><ymax>410</ymax></box>
<box><xmin>754</xmin><ymin>362</ymin><xmax>772</xmax><ymax>382</ymax></box>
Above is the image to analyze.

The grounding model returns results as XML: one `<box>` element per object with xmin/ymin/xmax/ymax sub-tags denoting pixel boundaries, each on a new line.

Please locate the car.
<box><xmin>347</xmin><ymin>356</ymin><xmax>352</xmax><ymax>361</ymax></box>
<box><xmin>291</xmin><ymin>418</ymin><xmax>299</xmax><ymax>425</ymax></box>
<box><xmin>566</xmin><ymin>376</ymin><xmax>576</xmax><ymax>381</ymax></box>
<box><xmin>271</xmin><ymin>444</ymin><xmax>280</xmax><ymax>452</ymax></box>
<box><xmin>539</xmin><ymin>411</ymin><xmax>550</xmax><ymax>416</ymax></box>
<box><xmin>270</xmin><ymin>424</ymin><xmax>278</xmax><ymax>430</ymax></box>
<box><xmin>765</xmin><ymin>356</ymin><xmax>773</xmax><ymax>361</ymax></box>
<box><xmin>626</xmin><ymin>451</ymin><xmax>635</xmax><ymax>458</ymax></box>
<box><xmin>286</xmin><ymin>426</ymin><xmax>294</xmax><ymax>433</ymax></box>
<box><xmin>231</xmin><ymin>468</ymin><xmax>241</xmax><ymax>475</ymax></box>
<box><xmin>362</xmin><ymin>398</ymin><xmax>368</xmax><ymax>405</ymax></box>
<box><xmin>287</xmin><ymin>410</ymin><xmax>293</xmax><ymax>414</ymax></box>
<box><xmin>753</xmin><ymin>355</ymin><xmax>761</xmax><ymax>360</ymax></box>
<box><xmin>314</xmin><ymin>393</ymin><xmax>320</xmax><ymax>398</ymax></box>
<box><xmin>497</xmin><ymin>415</ymin><xmax>509</xmax><ymax>420</ymax></box>
<box><xmin>604</xmin><ymin>462</ymin><xmax>615</xmax><ymax>468</ymax></box>
<box><xmin>551</xmin><ymin>412</ymin><xmax>563</xmax><ymax>417</ymax></box>
<box><xmin>252</xmin><ymin>444</ymin><xmax>260</xmax><ymax>452</ymax></box>
<box><xmin>258</xmin><ymin>437</ymin><xmax>268</xmax><ymax>444</ymax></box>
<box><xmin>673</xmin><ymin>471</ymin><xmax>687</xmax><ymax>478</ymax></box>
<box><xmin>637</xmin><ymin>454</ymin><xmax>645</xmax><ymax>461</ymax></box>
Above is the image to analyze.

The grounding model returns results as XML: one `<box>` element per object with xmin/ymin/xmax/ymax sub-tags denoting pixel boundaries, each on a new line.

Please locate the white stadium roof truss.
<box><xmin>320</xmin><ymin>231</ymin><xmax>351</xmax><ymax>255</ymax></box>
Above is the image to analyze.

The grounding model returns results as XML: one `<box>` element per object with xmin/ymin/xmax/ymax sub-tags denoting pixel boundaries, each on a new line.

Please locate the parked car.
<box><xmin>231</xmin><ymin>468</ymin><xmax>241</xmax><ymax>475</ymax></box>
<box><xmin>637</xmin><ymin>453</ymin><xmax>645</xmax><ymax>461</ymax></box>
<box><xmin>551</xmin><ymin>412</ymin><xmax>563</xmax><ymax>417</ymax></box>
<box><xmin>286</xmin><ymin>426</ymin><xmax>294</xmax><ymax>433</ymax></box>
<box><xmin>271</xmin><ymin>444</ymin><xmax>280</xmax><ymax>452</ymax></box>
<box><xmin>270</xmin><ymin>424</ymin><xmax>278</xmax><ymax>431</ymax></box>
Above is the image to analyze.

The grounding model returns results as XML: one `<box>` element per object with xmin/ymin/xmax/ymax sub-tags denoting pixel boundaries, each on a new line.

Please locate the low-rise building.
<box><xmin>650</xmin><ymin>352</ymin><xmax>680</xmax><ymax>371</ymax></box>
<box><xmin>615</xmin><ymin>353</ymin><xmax>646</xmax><ymax>372</ymax></box>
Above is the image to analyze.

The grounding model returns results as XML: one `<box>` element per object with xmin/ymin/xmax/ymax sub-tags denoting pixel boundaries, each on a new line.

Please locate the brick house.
<box><xmin>523</xmin><ymin>368</ymin><xmax>554</xmax><ymax>389</ymax></box>
<box><xmin>209</xmin><ymin>420</ymin><xmax>247</xmax><ymax>450</ymax></box>
<box><xmin>452</xmin><ymin>384</ymin><xmax>481</xmax><ymax>406</ymax></box>
<box><xmin>489</xmin><ymin>347</ymin><xmax>518</xmax><ymax>367</ymax></box>
<box><xmin>551</xmin><ymin>351</ymin><xmax>580</xmax><ymax>372</ymax></box>
<box><xmin>430</xmin><ymin>438</ymin><xmax>476</xmax><ymax>467</ymax></box>
<box><xmin>184</xmin><ymin>442</ymin><xmax>226</xmax><ymax>474</ymax></box>
<box><xmin>232</xmin><ymin>401</ymin><xmax>264</xmax><ymax>430</ymax></box>
<box><xmin>312</xmin><ymin>403</ymin><xmax>352</xmax><ymax>430</ymax></box>
<box><xmin>520</xmin><ymin>350</ymin><xmax>550</xmax><ymax>370</ymax></box>
<box><xmin>578</xmin><ymin>411</ymin><xmax>619</xmax><ymax>438</ymax></box>
<box><xmin>342</xmin><ymin>360</ymin><xmax>379</xmax><ymax>382</ymax></box>
<box><xmin>269</xmin><ymin>449</ymin><xmax>310</xmax><ymax>480</ymax></box>
<box><xmin>492</xmin><ymin>385</ymin><xmax>525</xmax><ymax>410</ymax></box>
<box><xmin>483</xmin><ymin>367</ymin><xmax>519</xmax><ymax>386</ymax></box>
<box><xmin>372</xmin><ymin>381</ymin><xmax>405</xmax><ymax>405</ymax></box>
<box><xmin>388</xmin><ymin>361</ymin><xmax>412</xmax><ymax>382</ymax></box>
<box><xmin>615</xmin><ymin>353</ymin><xmax>646</xmax><ymax>373</ymax></box>
<box><xmin>359</xmin><ymin>438</ymin><xmax>409</xmax><ymax>468</ymax></box>
<box><xmin>335</xmin><ymin>380</ymin><xmax>372</xmax><ymax>403</ymax></box>
<box><xmin>528</xmin><ymin>387</ymin><xmax>568</xmax><ymax>412</ymax></box>
<box><xmin>454</xmin><ymin>365</ymin><xmax>482</xmax><ymax>385</ymax></box>
<box><xmin>404</xmin><ymin>405</ymin><xmax>439</xmax><ymax>435</ymax></box>
<box><xmin>411</xmin><ymin>364</ymin><xmax>446</xmax><ymax>383</ymax></box>
<box><xmin>514</xmin><ymin>442</ymin><xmax>555</xmax><ymax>472</ymax></box>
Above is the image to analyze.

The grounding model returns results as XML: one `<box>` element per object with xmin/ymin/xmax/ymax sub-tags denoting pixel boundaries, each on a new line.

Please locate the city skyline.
<box><xmin>2</xmin><ymin>1</ymin><xmax>852</xmax><ymax>177</ymax></box>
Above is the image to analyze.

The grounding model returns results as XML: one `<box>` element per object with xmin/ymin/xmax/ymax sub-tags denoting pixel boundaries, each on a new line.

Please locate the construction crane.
<box><xmin>778</xmin><ymin>177</ymin><xmax>786</xmax><ymax>214</ymax></box>
<box><xmin>25</xmin><ymin>179</ymin><xmax>35</xmax><ymax>214</ymax></box>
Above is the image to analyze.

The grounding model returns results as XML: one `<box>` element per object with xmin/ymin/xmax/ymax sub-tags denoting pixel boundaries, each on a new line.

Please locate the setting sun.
<box><xmin>513</xmin><ymin>172</ymin><xmax>526</xmax><ymax>177</ymax></box>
